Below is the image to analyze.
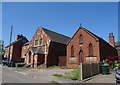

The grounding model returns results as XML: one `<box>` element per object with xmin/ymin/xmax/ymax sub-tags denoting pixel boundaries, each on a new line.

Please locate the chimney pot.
<box><xmin>109</xmin><ymin>33</ymin><xmax>115</xmax><ymax>47</ymax></box>
<box><xmin>16</xmin><ymin>34</ymin><xmax>23</xmax><ymax>40</ymax></box>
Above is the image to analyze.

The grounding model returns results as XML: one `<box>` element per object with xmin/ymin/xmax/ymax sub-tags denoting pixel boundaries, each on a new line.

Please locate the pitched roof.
<box><xmin>42</xmin><ymin>28</ymin><xmax>71</xmax><ymax>45</ymax></box>
<box><xmin>67</xmin><ymin>26</ymin><xmax>115</xmax><ymax>48</ymax></box>
<box><xmin>67</xmin><ymin>27</ymin><xmax>100</xmax><ymax>45</ymax></box>
<box><xmin>31</xmin><ymin>47</ymin><xmax>45</xmax><ymax>54</ymax></box>
<box><xmin>6</xmin><ymin>38</ymin><xmax>22</xmax><ymax>48</ymax></box>
<box><xmin>23</xmin><ymin>42</ymin><xmax>29</xmax><ymax>46</ymax></box>
<box><xmin>6</xmin><ymin>37</ymin><xmax>28</xmax><ymax>48</ymax></box>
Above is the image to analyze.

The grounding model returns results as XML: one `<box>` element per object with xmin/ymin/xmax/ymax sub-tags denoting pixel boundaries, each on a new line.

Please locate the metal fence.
<box><xmin>80</xmin><ymin>63</ymin><xmax>102</xmax><ymax>80</ymax></box>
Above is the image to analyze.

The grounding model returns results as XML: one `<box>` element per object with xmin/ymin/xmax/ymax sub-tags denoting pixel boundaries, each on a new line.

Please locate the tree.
<box><xmin>0</xmin><ymin>40</ymin><xmax>4</xmax><ymax>60</ymax></box>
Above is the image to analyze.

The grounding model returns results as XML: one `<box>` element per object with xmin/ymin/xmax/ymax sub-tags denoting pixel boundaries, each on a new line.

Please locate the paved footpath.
<box><xmin>2</xmin><ymin>66</ymin><xmax>118</xmax><ymax>84</ymax></box>
<box><xmin>12</xmin><ymin>67</ymin><xmax>82</xmax><ymax>83</ymax></box>
<box><xmin>84</xmin><ymin>71</ymin><xmax>116</xmax><ymax>83</ymax></box>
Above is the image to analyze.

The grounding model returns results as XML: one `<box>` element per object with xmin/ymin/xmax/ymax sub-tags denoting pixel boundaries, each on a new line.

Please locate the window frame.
<box><xmin>71</xmin><ymin>46</ymin><xmax>74</xmax><ymax>57</ymax></box>
<box><xmin>34</xmin><ymin>38</ymin><xmax>39</xmax><ymax>46</ymax></box>
<box><xmin>39</xmin><ymin>35</ymin><xmax>43</xmax><ymax>46</ymax></box>
<box><xmin>79</xmin><ymin>35</ymin><xmax>83</xmax><ymax>44</ymax></box>
<box><xmin>88</xmin><ymin>43</ymin><xmax>93</xmax><ymax>56</ymax></box>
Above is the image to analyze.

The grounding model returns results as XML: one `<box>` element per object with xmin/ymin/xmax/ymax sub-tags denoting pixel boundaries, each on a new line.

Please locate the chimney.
<box><xmin>16</xmin><ymin>34</ymin><xmax>23</xmax><ymax>40</ymax></box>
<box><xmin>109</xmin><ymin>33</ymin><xmax>115</xmax><ymax>47</ymax></box>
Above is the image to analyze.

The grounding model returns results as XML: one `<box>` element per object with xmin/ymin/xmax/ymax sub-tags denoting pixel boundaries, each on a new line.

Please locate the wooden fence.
<box><xmin>80</xmin><ymin>63</ymin><xmax>102</xmax><ymax>80</ymax></box>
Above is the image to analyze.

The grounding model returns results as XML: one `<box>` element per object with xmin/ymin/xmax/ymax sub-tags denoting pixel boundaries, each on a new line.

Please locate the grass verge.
<box><xmin>53</xmin><ymin>69</ymin><xmax>80</xmax><ymax>80</ymax></box>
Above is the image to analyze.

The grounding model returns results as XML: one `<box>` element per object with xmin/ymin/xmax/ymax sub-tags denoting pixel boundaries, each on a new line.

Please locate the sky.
<box><xmin>2</xmin><ymin>2</ymin><xmax>118</xmax><ymax>46</ymax></box>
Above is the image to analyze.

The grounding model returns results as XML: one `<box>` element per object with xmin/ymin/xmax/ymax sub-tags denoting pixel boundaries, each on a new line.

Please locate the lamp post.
<box><xmin>8</xmin><ymin>26</ymin><xmax>13</xmax><ymax>62</ymax></box>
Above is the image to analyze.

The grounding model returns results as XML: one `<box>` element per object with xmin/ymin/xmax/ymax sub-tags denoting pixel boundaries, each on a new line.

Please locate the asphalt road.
<box><xmin>2</xmin><ymin>66</ymin><xmax>50</xmax><ymax>83</ymax></box>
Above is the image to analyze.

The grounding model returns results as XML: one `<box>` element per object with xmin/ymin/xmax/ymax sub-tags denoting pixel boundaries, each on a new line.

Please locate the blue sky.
<box><xmin>2</xmin><ymin>2</ymin><xmax>118</xmax><ymax>46</ymax></box>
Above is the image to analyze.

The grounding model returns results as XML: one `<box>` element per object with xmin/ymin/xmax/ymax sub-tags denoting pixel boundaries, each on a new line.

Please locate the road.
<box><xmin>2</xmin><ymin>66</ymin><xmax>50</xmax><ymax>83</ymax></box>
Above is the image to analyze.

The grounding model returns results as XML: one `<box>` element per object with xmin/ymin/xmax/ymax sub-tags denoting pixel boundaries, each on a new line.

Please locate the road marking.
<box><xmin>14</xmin><ymin>70</ymin><xmax>52</xmax><ymax>83</ymax></box>
<box><xmin>14</xmin><ymin>71</ymin><xmax>27</xmax><ymax>75</ymax></box>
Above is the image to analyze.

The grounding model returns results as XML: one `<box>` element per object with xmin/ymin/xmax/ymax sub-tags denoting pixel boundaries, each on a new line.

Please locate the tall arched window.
<box><xmin>79</xmin><ymin>35</ymin><xmax>83</xmax><ymax>44</ymax></box>
<box><xmin>45</xmin><ymin>41</ymin><xmax>48</xmax><ymax>52</ymax></box>
<box><xmin>71</xmin><ymin>46</ymin><xmax>74</xmax><ymax>57</ymax></box>
<box><xmin>39</xmin><ymin>36</ymin><xmax>42</xmax><ymax>46</ymax></box>
<box><xmin>34</xmin><ymin>38</ymin><xmax>39</xmax><ymax>46</ymax></box>
<box><xmin>89</xmin><ymin>43</ymin><xmax>93</xmax><ymax>55</ymax></box>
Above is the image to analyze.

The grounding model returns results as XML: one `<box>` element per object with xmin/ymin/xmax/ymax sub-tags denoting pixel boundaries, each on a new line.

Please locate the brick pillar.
<box><xmin>34</xmin><ymin>54</ymin><xmax>38</xmax><ymax>68</ymax></box>
<box><xmin>44</xmin><ymin>54</ymin><xmax>47</xmax><ymax>67</ymax></box>
<box><xmin>26</xmin><ymin>56</ymin><xmax>29</xmax><ymax>64</ymax></box>
<box><xmin>31</xmin><ymin>53</ymin><xmax>34</xmax><ymax>68</ymax></box>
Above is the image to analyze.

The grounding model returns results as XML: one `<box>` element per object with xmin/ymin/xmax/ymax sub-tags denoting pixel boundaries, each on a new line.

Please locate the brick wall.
<box><xmin>47</xmin><ymin>41</ymin><xmax>67</xmax><ymax>67</ymax></box>
<box><xmin>58</xmin><ymin>56</ymin><xmax>66</xmax><ymax>66</ymax></box>
<box><xmin>99</xmin><ymin>39</ymin><xmax>118</xmax><ymax>61</ymax></box>
<box><xmin>4</xmin><ymin>37</ymin><xmax>28</xmax><ymax>62</ymax></box>
<box><xmin>67</xmin><ymin>28</ymin><xmax>100</xmax><ymax>67</ymax></box>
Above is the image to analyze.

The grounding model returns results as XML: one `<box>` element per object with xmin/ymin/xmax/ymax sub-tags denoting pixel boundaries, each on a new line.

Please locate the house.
<box><xmin>0</xmin><ymin>40</ymin><xmax>4</xmax><ymax>63</ymax></box>
<box><xmin>115</xmin><ymin>41</ymin><xmax>120</xmax><ymax>56</ymax></box>
<box><xmin>21</xmin><ymin>27</ymin><xmax>70</xmax><ymax>68</ymax></box>
<box><xmin>67</xmin><ymin>26</ymin><xmax>118</xmax><ymax>67</ymax></box>
<box><xmin>0</xmin><ymin>40</ymin><xmax>4</xmax><ymax>55</ymax></box>
<box><xmin>4</xmin><ymin>34</ymin><xmax>28</xmax><ymax>62</ymax></box>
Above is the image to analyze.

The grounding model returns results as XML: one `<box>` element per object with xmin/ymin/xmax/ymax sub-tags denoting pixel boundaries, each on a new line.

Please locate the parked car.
<box><xmin>2</xmin><ymin>59</ymin><xmax>8</xmax><ymax>66</ymax></box>
<box><xmin>115</xmin><ymin>65</ymin><xmax>120</xmax><ymax>83</ymax></box>
<box><xmin>2</xmin><ymin>59</ymin><xmax>15</xmax><ymax>67</ymax></box>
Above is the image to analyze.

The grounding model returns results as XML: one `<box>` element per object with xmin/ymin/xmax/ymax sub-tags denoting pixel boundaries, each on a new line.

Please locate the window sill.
<box><xmin>79</xmin><ymin>44</ymin><xmax>83</xmax><ymax>46</ymax></box>
<box><xmin>34</xmin><ymin>45</ymin><xmax>43</xmax><ymax>47</ymax></box>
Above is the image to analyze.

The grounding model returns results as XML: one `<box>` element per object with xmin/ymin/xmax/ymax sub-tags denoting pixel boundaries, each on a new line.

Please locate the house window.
<box><xmin>89</xmin><ymin>43</ymin><xmax>93</xmax><ymax>56</ymax></box>
<box><xmin>39</xmin><ymin>35</ymin><xmax>43</xmax><ymax>46</ymax></box>
<box><xmin>37</xmin><ymin>30</ymin><xmax>40</xmax><ymax>35</ymax></box>
<box><xmin>79</xmin><ymin>35</ymin><xmax>83</xmax><ymax>44</ymax></box>
<box><xmin>34</xmin><ymin>38</ymin><xmax>39</xmax><ymax>46</ymax></box>
<box><xmin>23</xmin><ymin>40</ymin><xmax>26</xmax><ymax>43</ymax></box>
<box><xmin>71</xmin><ymin>46</ymin><xmax>74</xmax><ymax>57</ymax></box>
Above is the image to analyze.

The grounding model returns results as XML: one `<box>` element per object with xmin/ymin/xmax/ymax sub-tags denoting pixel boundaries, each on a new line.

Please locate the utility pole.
<box><xmin>8</xmin><ymin>26</ymin><xmax>13</xmax><ymax>62</ymax></box>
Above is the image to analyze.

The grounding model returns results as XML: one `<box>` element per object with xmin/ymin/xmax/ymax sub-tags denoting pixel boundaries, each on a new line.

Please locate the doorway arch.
<box><xmin>79</xmin><ymin>50</ymin><xmax>84</xmax><ymax>63</ymax></box>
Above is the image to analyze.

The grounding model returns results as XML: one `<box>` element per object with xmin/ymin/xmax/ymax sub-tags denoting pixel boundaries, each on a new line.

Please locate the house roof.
<box><xmin>23</xmin><ymin>42</ymin><xmax>29</xmax><ymax>46</ymax></box>
<box><xmin>6</xmin><ymin>38</ymin><xmax>22</xmax><ymax>48</ymax></box>
<box><xmin>67</xmin><ymin>26</ymin><xmax>101</xmax><ymax>45</ymax></box>
<box><xmin>31</xmin><ymin>47</ymin><xmax>45</xmax><ymax>54</ymax></box>
<box><xmin>67</xmin><ymin>26</ymin><xmax>115</xmax><ymax>49</ymax></box>
<box><xmin>42</xmin><ymin>28</ymin><xmax>71</xmax><ymax>45</ymax></box>
<box><xmin>5</xmin><ymin>37</ymin><xmax>28</xmax><ymax>48</ymax></box>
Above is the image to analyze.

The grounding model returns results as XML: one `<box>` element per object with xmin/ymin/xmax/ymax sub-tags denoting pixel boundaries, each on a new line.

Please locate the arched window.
<box><xmin>45</xmin><ymin>42</ymin><xmax>48</xmax><ymax>52</ymax></box>
<box><xmin>79</xmin><ymin>35</ymin><xmax>83</xmax><ymax>44</ymax></box>
<box><xmin>89</xmin><ymin>43</ymin><xmax>93</xmax><ymax>55</ymax></box>
<box><xmin>71</xmin><ymin>46</ymin><xmax>74</xmax><ymax>57</ymax></box>
<box><xmin>34</xmin><ymin>38</ymin><xmax>39</xmax><ymax>46</ymax></box>
<box><xmin>79</xmin><ymin>50</ymin><xmax>84</xmax><ymax>63</ymax></box>
<box><xmin>39</xmin><ymin>36</ymin><xmax>42</xmax><ymax>46</ymax></box>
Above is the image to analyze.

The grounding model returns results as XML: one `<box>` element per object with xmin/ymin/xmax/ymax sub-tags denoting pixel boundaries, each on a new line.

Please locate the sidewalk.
<box><xmin>84</xmin><ymin>71</ymin><xmax>116</xmax><ymax>83</ymax></box>
<box><xmin>13</xmin><ymin>68</ymin><xmax>83</xmax><ymax>84</ymax></box>
<box><xmin>9</xmin><ymin>66</ymin><xmax>116</xmax><ymax>84</ymax></box>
